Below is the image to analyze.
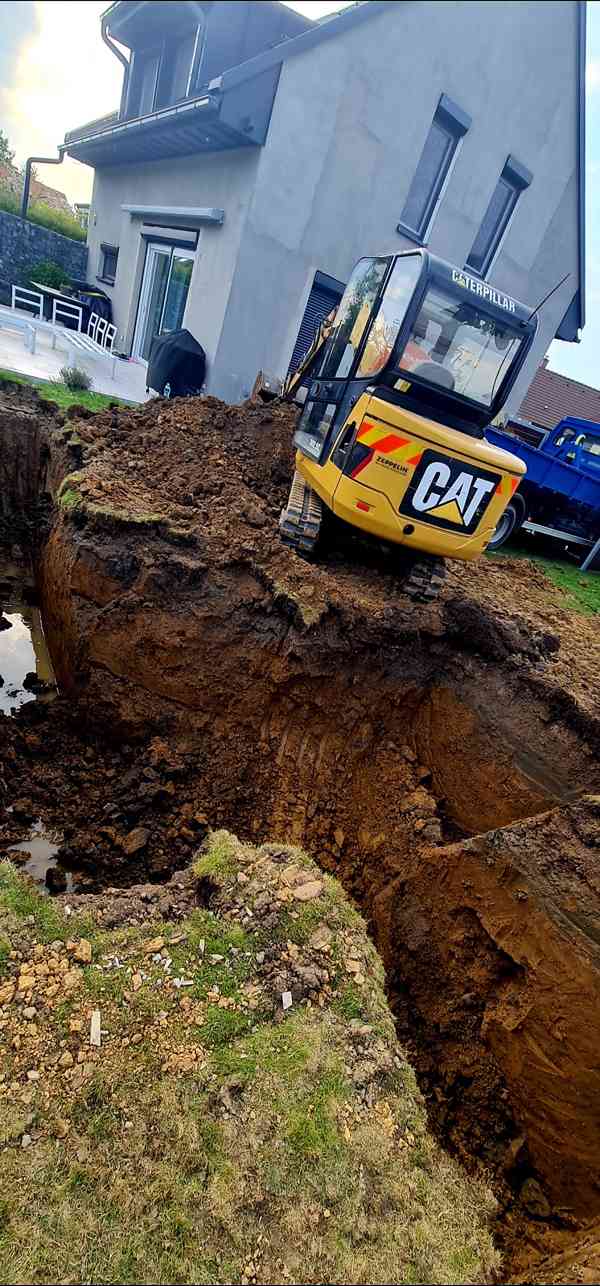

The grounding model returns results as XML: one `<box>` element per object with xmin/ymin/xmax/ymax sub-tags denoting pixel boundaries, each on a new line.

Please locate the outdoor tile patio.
<box><xmin>0</xmin><ymin>320</ymin><xmax>150</xmax><ymax>403</ymax></box>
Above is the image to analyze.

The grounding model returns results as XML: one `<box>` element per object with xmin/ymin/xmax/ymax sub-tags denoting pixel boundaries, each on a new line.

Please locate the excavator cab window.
<box><xmin>357</xmin><ymin>256</ymin><xmax>422</xmax><ymax>378</ymax></box>
<box><xmin>394</xmin><ymin>286</ymin><xmax>523</xmax><ymax>408</ymax></box>
<box><xmin>314</xmin><ymin>257</ymin><xmax>390</xmax><ymax>380</ymax></box>
<box><xmin>293</xmin><ymin>250</ymin><xmax>536</xmax><ymax>465</ymax></box>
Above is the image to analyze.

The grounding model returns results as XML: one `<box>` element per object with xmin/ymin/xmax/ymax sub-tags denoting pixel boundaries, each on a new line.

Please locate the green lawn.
<box><xmin>0</xmin><ymin>369</ymin><xmax>128</xmax><ymax>413</ymax></box>
<box><xmin>489</xmin><ymin>539</ymin><xmax>600</xmax><ymax>614</ymax></box>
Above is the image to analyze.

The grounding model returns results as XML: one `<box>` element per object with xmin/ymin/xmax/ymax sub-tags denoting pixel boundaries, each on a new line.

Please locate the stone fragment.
<box><xmin>73</xmin><ymin>939</ymin><xmax>92</xmax><ymax>965</ymax></box>
<box><xmin>122</xmin><ymin>827</ymin><xmax>150</xmax><ymax>855</ymax></box>
<box><xmin>309</xmin><ymin>926</ymin><xmax>332</xmax><ymax>952</ymax></box>
<box><xmin>90</xmin><ymin>1010</ymin><xmax>102</xmax><ymax>1048</ymax></box>
<box><xmin>59</xmin><ymin>1051</ymin><xmax>74</xmax><ymax>1069</ymax></box>
<box><xmin>293</xmin><ymin>880</ymin><xmax>323</xmax><ymax>902</ymax></box>
<box><xmin>520</xmin><ymin>1178</ymin><xmax>551</xmax><ymax>1220</ymax></box>
<box><xmin>144</xmin><ymin>937</ymin><xmax>165</xmax><ymax>954</ymax></box>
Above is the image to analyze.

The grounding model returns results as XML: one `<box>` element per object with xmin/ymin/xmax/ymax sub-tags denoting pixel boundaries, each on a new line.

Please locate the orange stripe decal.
<box><xmin>373</xmin><ymin>433</ymin><xmax>409</xmax><ymax>454</ymax></box>
<box><xmin>405</xmin><ymin>452</ymin><xmax>422</xmax><ymax>467</ymax></box>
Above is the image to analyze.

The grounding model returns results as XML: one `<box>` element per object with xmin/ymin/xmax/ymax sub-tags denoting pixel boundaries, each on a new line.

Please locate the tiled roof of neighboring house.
<box><xmin>0</xmin><ymin>162</ymin><xmax>73</xmax><ymax>214</ymax></box>
<box><xmin>518</xmin><ymin>362</ymin><xmax>600</xmax><ymax>429</ymax></box>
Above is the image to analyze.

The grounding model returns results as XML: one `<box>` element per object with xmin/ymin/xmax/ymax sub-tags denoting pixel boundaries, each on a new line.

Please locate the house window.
<box><xmin>397</xmin><ymin>94</ymin><xmax>471</xmax><ymax>243</ymax></box>
<box><xmin>169</xmin><ymin>31</ymin><xmax>198</xmax><ymax>101</ymax></box>
<box><xmin>466</xmin><ymin>156</ymin><xmax>532</xmax><ymax>277</ymax></box>
<box><xmin>99</xmin><ymin>244</ymin><xmax>119</xmax><ymax>285</ymax></box>
<box><xmin>127</xmin><ymin>47</ymin><xmax>161</xmax><ymax>117</ymax></box>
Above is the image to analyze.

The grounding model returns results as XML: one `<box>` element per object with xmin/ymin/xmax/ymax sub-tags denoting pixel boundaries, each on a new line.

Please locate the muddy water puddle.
<box><xmin>7</xmin><ymin>820</ymin><xmax>72</xmax><ymax>895</ymax></box>
<box><xmin>0</xmin><ymin>560</ymin><xmax>56</xmax><ymax>715</ymax></box>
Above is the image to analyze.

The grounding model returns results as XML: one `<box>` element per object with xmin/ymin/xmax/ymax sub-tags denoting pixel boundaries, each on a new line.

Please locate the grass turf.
<box><xmin>0</xmin><ymin>369</ymin><xmax>129</xmax><ymax>413</ymax></box>
<box><xmin>0</xmin><ymin>836</ymin><xmax>499</xmax><ymax>1285</ymax></box>
<box><xmin>489</xmin><ymin>538</ymin><xmax>600</xmax><ymax>614</ymax></box>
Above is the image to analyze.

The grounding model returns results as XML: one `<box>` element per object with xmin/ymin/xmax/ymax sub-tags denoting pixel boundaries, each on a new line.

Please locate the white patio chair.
<box><xmin>63</xmin><ymin>311</ymin><xmax>119</xmax><ymax>379</ymax></box>
<box><xmin>52</xmin><ymin>298</ymin><xmax>83</xmax><ymax>331</ymax></box>
<box><xmin>11</xmin><ymin>285</ymin><xmax>43</xmax><ymax>318</ymax></box>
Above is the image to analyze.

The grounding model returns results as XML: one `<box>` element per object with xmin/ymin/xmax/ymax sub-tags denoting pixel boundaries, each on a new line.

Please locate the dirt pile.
<box><xmin>3</xmin><ymin>380</ymin><xmax>600</xmax><ymax>1277</ymax></box>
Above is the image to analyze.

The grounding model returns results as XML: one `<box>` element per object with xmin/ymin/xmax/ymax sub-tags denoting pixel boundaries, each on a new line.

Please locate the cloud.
<box><xmin>0</xmin><ymin>1</ymin><xmax>122</xmax><ymax>202</ymax></box>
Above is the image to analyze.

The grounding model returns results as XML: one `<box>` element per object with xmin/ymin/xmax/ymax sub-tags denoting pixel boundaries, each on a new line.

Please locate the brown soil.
<box><xmin>2</xmin><ymin>379</ymin><xmax>600</xmax><ymax>1281</ymax></box>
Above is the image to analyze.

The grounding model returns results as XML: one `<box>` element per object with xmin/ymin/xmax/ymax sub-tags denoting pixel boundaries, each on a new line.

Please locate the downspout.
<box><xmin>21</xmin><ymin>148</ymin><xmax>66</xmax><ymax>219</ymax></box>
<box><xmin>101</xmin><ymin>14</ymin><xmax>130</xmax><ymax>117</ymax></box>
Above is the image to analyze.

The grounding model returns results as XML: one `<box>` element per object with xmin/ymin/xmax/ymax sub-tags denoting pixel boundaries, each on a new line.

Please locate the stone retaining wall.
<box><xmin>0</xmin><ymin>209</ymin><xmax>87</xmax><ymax>303</ymax></box>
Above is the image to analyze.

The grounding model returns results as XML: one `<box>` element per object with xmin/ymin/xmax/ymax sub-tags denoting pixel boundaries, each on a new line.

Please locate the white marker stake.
<box><xmin>90</xmin><ymin>1009</ymin><xmax>102</xmax><ymax>1047</ymax></box>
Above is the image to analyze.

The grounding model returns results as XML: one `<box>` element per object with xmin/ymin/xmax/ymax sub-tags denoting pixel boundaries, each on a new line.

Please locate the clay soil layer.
<box><xmin>2</xmin><ymin>380</ymin><xmax>600</xmax><ymax>1278</ymax></box>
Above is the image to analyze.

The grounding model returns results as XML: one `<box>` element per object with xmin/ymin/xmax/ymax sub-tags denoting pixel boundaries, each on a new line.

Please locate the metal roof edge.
<box><xmin>556</xmin><ymin>0</ymin><xmax>586</xmax><ymax>342</ymax></box>
<box><xmin>212</xmin><ymin>1</ymin><xmax>395</xmax><ymax>93</ymax></box>
<box><xmin>576</xmin><ymin>0</ymin><xmax>586</xmax><ymax>334</ymax></box>
<box><xmin>64</xmin><ymin>93</ymin><xmax>217</xmax><ymax>153</ymax></box>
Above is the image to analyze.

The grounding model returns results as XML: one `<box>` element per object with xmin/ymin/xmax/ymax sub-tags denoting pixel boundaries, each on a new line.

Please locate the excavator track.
<box><xmin>279</xmin><ymin>470</ymin><xmax>323</xmax><ymax>557</ymax></box>
<box><xmin>401</xmin><ymin>556</ymin><xmax>447</xmax><ymax>603</ymax></box>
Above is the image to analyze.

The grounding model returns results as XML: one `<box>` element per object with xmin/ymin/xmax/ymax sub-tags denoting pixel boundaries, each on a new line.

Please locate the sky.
<box><xmin>0</xmin><ymin>0</ymin><xmax>598</xmax><ymax>385</ymax></box>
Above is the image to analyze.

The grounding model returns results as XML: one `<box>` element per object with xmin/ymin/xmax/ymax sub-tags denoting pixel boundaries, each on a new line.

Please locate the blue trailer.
<box><xmin>486</xmin><ymin>416</ymin><xmax>600</xmax><ymax>560</ymax></box>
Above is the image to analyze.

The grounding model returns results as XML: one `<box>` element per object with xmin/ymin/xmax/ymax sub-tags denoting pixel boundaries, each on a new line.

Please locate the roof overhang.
<box><xmin>122</xmin><ymin>203</ymin><xmax>223</xmax><ymax>225</ymax></box>
<box><xmin>101</xmin><ymin>1</ymin><xmax>206</xmax><ymax>47</ymax></box>
<box><xmin>64</xmin><ymin>56</ymin><xmax>280</xmax><ymax>167</ymax></box>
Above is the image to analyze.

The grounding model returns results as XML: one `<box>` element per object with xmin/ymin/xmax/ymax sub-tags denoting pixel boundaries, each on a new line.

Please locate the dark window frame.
<box><xmin>124</xmin><ymin>21</ymin><xmax>203</xmax><ymax>120</ymax></box>
<box><xmin>466</xmin><ymin>155</ymin><xmax>532</xmax><ymax>278</ymax></box>
<box><xmin>98</xmin><ymin>243</ymin><xmax>119</xmax><ymax>285</ymax></box>
<box><xmin>397</xmin><ymin>94</ymin><xmax>471</xmax><ymax>245</ymax></box>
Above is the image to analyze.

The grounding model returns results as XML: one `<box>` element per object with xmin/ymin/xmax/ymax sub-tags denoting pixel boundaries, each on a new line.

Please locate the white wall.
<box><xmin>87</xmin><ymin>147</ymin><xmax>260</xmax><ymax>365</ymax></box>
<box><xmin>211</xmin><ymin>0</ymin><xmax>580</xmax><ymax>410</ymax></box>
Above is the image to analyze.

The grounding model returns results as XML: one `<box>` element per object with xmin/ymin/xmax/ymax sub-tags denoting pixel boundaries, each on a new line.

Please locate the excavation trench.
<box><xmin>2</xmin><ymin>381</ymin><xmax>600</xmax><ymax>1274</ymax></box>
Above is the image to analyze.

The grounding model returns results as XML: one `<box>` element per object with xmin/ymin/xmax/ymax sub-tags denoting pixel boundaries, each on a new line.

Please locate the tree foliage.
<box><xmin>0</xmin><ymin>130</ymin><xmax>15</xmax><ymax>166</ymax></box>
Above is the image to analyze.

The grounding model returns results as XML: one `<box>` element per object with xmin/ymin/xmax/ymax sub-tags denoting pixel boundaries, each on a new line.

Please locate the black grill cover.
<box><xmin>147</xmin><ymin>329</ymin><xmax>206</xmax><ymax>398</ymax></box>
<box><xmin>69</xmin><ymin>282</ymin><xmax>112</xmax><ymax>332</ymax></box>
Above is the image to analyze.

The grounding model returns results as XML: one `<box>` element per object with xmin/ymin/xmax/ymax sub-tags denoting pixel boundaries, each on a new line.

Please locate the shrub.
<box><xmin>26</xmin><ymin>260</ymin><xmax>71</xmax><ymax>290</ymax></box>
<box><xmin>28</xmin><ymin>201</ymin><xmax>87</xmax><ymax>242</ymax></box>
<box><xmin>0</xmin><ymin>188</ymin><xmax>86</xmax><ymax>242</ymax></box>
<box><xmin>58</xmin><ymin>365</ymin><xmax>92</xmax><ymax>392</ymax></box>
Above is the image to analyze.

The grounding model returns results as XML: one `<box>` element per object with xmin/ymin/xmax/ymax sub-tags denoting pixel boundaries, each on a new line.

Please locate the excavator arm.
<box><xmin>282</xmin><ymin>308</ymin><xmax>337</xmax><ymax>402</ymax></box>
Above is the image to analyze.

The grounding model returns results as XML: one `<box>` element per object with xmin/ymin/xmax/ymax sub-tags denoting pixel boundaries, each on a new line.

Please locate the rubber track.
<box><xmin>402</xmin><ymin>557</ymin><xmax>446</xmax><ymax>603</ymax></box>
<box><xmin>279</xmin><ymin>470</ymin><xmax>323</xmax><ymax>556</ymax></box>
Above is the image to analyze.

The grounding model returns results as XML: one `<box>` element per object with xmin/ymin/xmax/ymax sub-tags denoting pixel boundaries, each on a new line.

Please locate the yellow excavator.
<box><xmin>279</xmin><ymin>250</ymin><xmax>537</xmax><ymax>600</ymax></box>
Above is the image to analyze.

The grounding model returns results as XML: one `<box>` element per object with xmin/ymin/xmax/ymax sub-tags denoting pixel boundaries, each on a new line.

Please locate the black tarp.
<box><xmin>146</xmin><ymin>329</ymin><xmax>206</xmax><ymax>397</ymax></box>
<box><xmin>69</xmin><ymin>281</ymin><xmax>113</xmax><ymax>332</ymax></box>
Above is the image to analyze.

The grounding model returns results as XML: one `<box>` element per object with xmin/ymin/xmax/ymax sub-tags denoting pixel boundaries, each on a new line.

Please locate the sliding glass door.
<box><xmin>133</xmin><ymin>244</ymin><xmax>195</xmax><ymax>360</ymax></box>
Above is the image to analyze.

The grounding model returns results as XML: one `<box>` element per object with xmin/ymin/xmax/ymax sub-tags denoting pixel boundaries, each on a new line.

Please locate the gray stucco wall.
<box><xmin>211</xmin><ymin>0</ymin><xmax>580</xmax><ymax>410</ymax></box>
<box><xmin>88</xmin><ymin>148</ymin><xmax>260</xmax><ymax>362</ymax></box>
<box><xmin>0</xmin><ymin>210</ymin><xmax>87</xmax><ymax>303</ymax></box>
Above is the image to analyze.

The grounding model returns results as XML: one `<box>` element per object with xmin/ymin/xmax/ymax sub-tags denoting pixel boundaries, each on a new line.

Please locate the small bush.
<box><xmin>58</xmin><ymin>365</ymin><xmax>92</xmax><ymax>392</ymax></box>
<box><xmin>28</xmin><ymin>201</ymin><xmax>87</xmax><ymax>242</ymax></box>
<box><xmin>0</xmin><ymin>188</ymin><xmax>86</xmax><ymax>242</ymax></box>
<box><xmin>27</xmin><ymin>260</ymin><xmax>71</xmax><ymax>290</ymax></box>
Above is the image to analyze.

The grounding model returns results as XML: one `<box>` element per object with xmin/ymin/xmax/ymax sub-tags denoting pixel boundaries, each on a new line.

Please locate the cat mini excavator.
<box><xmin>279</xmin><ymin>250</ymin><xmax>537</xmax><ymax>600</ymax></box>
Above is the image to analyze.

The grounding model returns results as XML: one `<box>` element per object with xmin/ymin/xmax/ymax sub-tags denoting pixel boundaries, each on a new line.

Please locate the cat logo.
<box><xmin>399</xmin><ymin>450</ymin><xmax>502</xmax><ymax>534</ymax></box>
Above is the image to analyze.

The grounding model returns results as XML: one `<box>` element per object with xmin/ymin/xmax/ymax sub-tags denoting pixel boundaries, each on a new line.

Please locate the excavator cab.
<box><xmin>281</xmin><ymin>250</ymin><xmax>537</xmax><ymax>600</ymax></box>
